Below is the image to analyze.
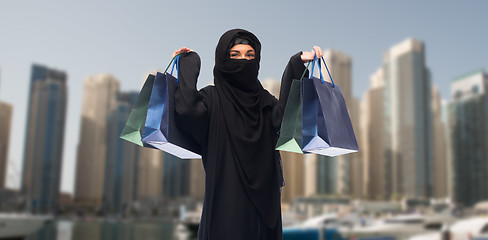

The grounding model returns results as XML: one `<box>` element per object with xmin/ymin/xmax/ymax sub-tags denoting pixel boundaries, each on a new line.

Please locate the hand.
<box><xmin>172</xmin><ymin>47</ymin><xmax>193</xmax><ymax>57</ymax></box>
<box><xmin>301</xmin><ymin>46</ymin><xmax>324</xmax><ymax>63</ymax></box>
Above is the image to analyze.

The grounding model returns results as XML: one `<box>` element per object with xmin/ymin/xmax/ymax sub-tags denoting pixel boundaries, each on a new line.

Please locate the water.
<box><xmin>25</xmin><ymin>219</ymin><xmax>197</xmax><ymax>240</ymax></box>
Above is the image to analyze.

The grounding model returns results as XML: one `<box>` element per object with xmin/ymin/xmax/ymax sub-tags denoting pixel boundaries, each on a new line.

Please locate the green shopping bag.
<box><xmin>276</xmin><ymin>59</ymin><xmax>316</xmax><ymax>153</ymax></box>
<box><xmin>275</xmin><ymin>65</ymin><xmax>308</xmax><ymax>153</ymax></box>
<box><xmin>120</xmin><ymin>74</ymin><xmax>156</xmax><ymax>146</ymax></box>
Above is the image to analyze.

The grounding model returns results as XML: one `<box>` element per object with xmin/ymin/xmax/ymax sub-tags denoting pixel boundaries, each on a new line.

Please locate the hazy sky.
<box><xmin>1</xmin><ymin>0</ymin><xmax>487</xmax><ymax>193</ymax></box>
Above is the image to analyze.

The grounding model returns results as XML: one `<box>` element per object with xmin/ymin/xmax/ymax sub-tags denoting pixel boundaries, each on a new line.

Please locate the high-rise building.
<box><xmin>382</xmin><ymin>38</ymin><xmax>433</xmax><ymax>199</ymax></box>
<box><xmin>75</xmin><ymin>74</ymin><xmax>119</xmax><ymax>209</ymax></box>
<box><xmin>349</xmin><ymin>97</ymin><xmax>362</xmax><ymax>199</ymax></box>
<box><xmin>361</xmin><ymin>68</ymin><xmax>391</xmax><ymax>200</ymax></box>
<box><xmin>262</xmin><ymin>78</ymin><xmax>281</xmax><ymax>98</ymax></box>
<box><xmin>448</xmin><ymin>69</ymin><xmax>488</xmax><ymax>206</ymax></box>
<box><xmin>162</xmin><ymin>153</ymin><xmax>190</xmax><ymax>199</ymax></box>
<box><xmin>0</xmin><ymin>101</ymin><xmax>12</xmax><ymax>188</ymax></box>
<box><xmin>431</xmin><ymin>86</ymin><xmax>448</xmax><ymax>199</ymax></box>
<box><xmin>189</xmin><ymin>159</ymin><xmax>205</xmax><ymax>200</ymax></box>
<box><xmin>304</xmin><ymin>154</ymin><xmax>318</xmax><ymax>197</ymax></box>
<box><xmin>280</xmin><ymin>151</ymin><xmax>305</xmax><ymax>204</ymax></box>
<box><xmin>137</xmin><ymin>148</ymin><xmax>163</xmax><ymax>199</ymax></box>
<box><xmin>21</xmin><ymin>64</ymin><xmax>67</xmax><ymax>213</ymax></box>
<box><xmin>316</xmin><ymin>155</ymin><xmax>338</xmax><ymax>195</ymax></box>
<box><xmin>103</xmin><ymin>91</ymin><xmax>139</xmax><ymax>214</ymax></box>
<box><xmin>316</xmin><ymin>50</ymin><xmax>354</xmax><ymax>196</ymax></box>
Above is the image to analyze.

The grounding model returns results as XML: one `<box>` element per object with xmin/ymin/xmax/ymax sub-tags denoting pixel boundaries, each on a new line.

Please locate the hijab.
<box><xmin>213</xmin><ymin>29</ymin><xmax>280</xmax><ymax>229</ymax></box>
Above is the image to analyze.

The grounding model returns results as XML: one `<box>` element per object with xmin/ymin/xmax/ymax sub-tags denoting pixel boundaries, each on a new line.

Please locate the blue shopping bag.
<box><xmin>302</xmin><ymin>56</ymin><xmax>359</xmax><ymax>156</ymax></box>
<box><xmin>141</xmin><ymin>56</ymin><xmax>201</xmax><ymax>159</ymax></box>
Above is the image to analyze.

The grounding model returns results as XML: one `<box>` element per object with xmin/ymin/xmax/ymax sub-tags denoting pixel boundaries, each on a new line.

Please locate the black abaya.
<box><xmin>175</xmin><ymin>29</ymin><xmax>307</xmax><ymax>240</ymax></box>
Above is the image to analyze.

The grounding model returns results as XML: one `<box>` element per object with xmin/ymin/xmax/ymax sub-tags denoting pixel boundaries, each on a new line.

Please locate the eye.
<box><xmin>230</xmin><ymin>53</ymin><xmax>239</xmax><ymax>58</ymax></box>
<box><xmin>246</xmin><ymin>53</ymin><xmax>255</xmax><ymax>58</ymax></box>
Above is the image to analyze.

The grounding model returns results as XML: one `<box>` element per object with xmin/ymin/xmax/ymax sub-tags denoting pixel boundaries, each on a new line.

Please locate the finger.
<box><xmin>314</xmin><ymin>46</ymin><xmax>322</xmax><ymax>58</ymax></box>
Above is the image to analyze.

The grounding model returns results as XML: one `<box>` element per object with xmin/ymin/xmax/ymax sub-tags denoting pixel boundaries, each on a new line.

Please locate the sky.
<box><xmin>0</xmin><ymin>0</ymin><xmax>487</xmax><ymax>194</ymax></box>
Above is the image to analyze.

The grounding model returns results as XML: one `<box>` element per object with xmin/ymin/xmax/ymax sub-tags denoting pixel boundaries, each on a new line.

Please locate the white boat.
<box><xmin>0</xmin><ymin>213</ymin><xmax>52</xmax><ymax>239</ymax></box>
<box><xmin>408</xmin><ymin>217</ymin><xmax>488</xmax><ymax>240</ymax></box>
<box><xmin>449</xmin><ymin>217</ymin><xmax>488</xmax><ymax>240</ymax></box>
<box><xmin>340</xmin><ymin>213</ymin><xmax>458</xmax><ymax>240</ymax></box>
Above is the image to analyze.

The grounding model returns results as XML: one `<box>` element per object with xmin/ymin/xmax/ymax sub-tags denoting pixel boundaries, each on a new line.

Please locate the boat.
<box><xmin>283</xmin><ymin>213</ymin><xmax>346</xmax><ymax>240</ymax></box>
<box><xmin>0</xmin><ymin>213</ymin><xmax>52</xmax><ymax>239</ymax></box>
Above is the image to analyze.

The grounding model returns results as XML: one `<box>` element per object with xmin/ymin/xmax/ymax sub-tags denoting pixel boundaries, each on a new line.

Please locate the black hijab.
<box><xmin>214</xmin><ymin>29</ymin><xmax>280</xmax><ymax>229</ymax></box>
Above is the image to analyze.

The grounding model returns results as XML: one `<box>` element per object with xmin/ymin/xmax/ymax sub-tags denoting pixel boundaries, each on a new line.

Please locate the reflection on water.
<box><xmin>25</xmin><ymin>220</ymin><xmax>196</xmax><ymax>240</ymax></box>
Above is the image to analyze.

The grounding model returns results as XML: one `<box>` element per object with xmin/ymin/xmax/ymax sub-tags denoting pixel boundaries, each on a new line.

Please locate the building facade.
<box><xmin>162</xmin><ymin>153</ymin><xmax>190</xmax><ymax>199</ymax></box>
<box><xmin>382</xmin><ymin>38</ymin><xmax>433</xmax><ymax>199</ymax></box>
<box><xmin>0</xmin><ymin>101</ymin><xmax>12</xmax><ymax>188</ymax></box>
<box><xmin>361</xmin><ymin>68</ymin><xmax>391</xmax><ymax>200</ymax></box>
<box><xmin>431</xmin><ymin>86</ymin><xmax>448</xmax><ymax>199</ymax></box>
<box><xmin>75</xmin><ymin>74</ymin><xmax>119</xmax><ymax>209</ymax></box>
<box><xmin>448</xmin><ymin>69</ymin><xmax>488</xmax><ymax>206</ymax></box>
<box><xmin>21</xmin><ymin>64</ymin><xmax>67</xmax><ymax>213</ymax></box>
<box><xmin>103</xmin><ymin>92</ymin><xmax>139</xmax><ymax>214</ymax></box>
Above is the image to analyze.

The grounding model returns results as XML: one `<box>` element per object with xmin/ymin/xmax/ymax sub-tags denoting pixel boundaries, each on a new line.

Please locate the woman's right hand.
<box><xmin>172</xmin><ymin>47</ymin><xmax>193</xmax><ymax>57</ymax></box>
<box><xmin>301</xmin><ymin>46</ymin><xmax>323</xmax><ymax>63</ymax></box>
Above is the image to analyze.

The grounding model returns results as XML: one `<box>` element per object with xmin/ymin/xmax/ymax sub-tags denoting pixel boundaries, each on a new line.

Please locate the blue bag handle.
<box><xmin>320</xmin><ymin>56</ymin><xmax>335</xmax><ymax>87</ymax></box>
<box><xmin>310</xmin><ymin>54</ymin><xmax>325</xmax><ymax>83</ymax></box>
<box><xmin>298</xmin><ymin>52</ymin><xmax>335</xmax><ymax>88</ymax></box>
<box><xmin>164</xmin><ymin>54</ymin><xmax>181</xmax><ymax>83</ymax></box>
<box><xmin>170</xmin><ymin>55</ymin><xmax>180</xmax><ymax>83</ymax></box>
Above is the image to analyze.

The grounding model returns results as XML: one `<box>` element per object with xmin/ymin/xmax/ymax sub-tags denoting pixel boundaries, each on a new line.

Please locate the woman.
<box><xmin>173</xmin><ymin>29</ymin><xmax>323</xmax><ymax>240</ymax></box>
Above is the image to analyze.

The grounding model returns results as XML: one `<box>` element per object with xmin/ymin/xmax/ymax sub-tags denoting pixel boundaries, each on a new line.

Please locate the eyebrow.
<box><xmin>230</xmin><ymin>50</ymin><xmax>255</xmax><ymax>52</ymax></box>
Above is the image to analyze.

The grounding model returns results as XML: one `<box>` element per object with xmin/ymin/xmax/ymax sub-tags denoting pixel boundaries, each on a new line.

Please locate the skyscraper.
<box><xmin>280</xmin><ymin>151</ymin><xmax>305</xmax><ymax>204</ymax></box>
<box><xmin>137</xmin><ymin>148</ymin><xmax>163</xmax><ymax>200</ymax></box>
<box><xmin>431</xmin><ymin>86</ymin><xmax>448</xmax><ymax>199</ymax></box>
<box><xmin>304</xmin><ymin>154</ymin><xmax>318</xmax><ymax>197</ymax></box>
<box><xmin>103</xmin><ymin>91</ymin><xmax>139</xmax><ymax>214</ymax></box>
<box><xmin>162</xmin><ymin>153</ymin><xmax>190</xmax><ymax>199</ymax></box>
<box><xmin>0</xmin><ymin>101</ymin><xmax>12</xmax><ymax>189</ymax></box>
<box><xmin>361</xmin><ymin>68</ymin><xmax>391</xmax><ymax>200</ymax></box>
<box><xmin>317</xmin><ymin>50</ymin><xmax>354</xmax><ymax>196</ymax></box>
<box><xmin>349</xmin><ymin>97</ymin><xmax>362</xmax><ymax>199</ymax></box>
<box><xmin>75</xmin><ymin>74</ymin><xmax>119</xmax><ymax>209</ymax></box>
<box><xmin>262</xmin><ymin>78</ymin><xmax>281</xmax><ymax>98</ymax></box>
<box><xmin>189</xmin><ymin>159</ymin><xmax>205</xmax><ymax>200</ymax></box>
<box><xmin>448</xmin><ymin>69</ymin><xmax>488</xmax><ymax>206</ymax></box>
<box><xmin>382</xmin><ymin>38</ymin><xmax>433</xmax><ymax>198</ymax></box>
<box><xmin>21</xmin><ymin>64</ymin><xmax>67</xmax><ymax>213</ymax></box>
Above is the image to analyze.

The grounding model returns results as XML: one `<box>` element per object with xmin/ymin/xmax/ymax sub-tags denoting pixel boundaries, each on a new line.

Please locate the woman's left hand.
<box><xmin>301</xmin><ymin>46</ymin><xmax>323</xmax><ymax>63</ymax></box>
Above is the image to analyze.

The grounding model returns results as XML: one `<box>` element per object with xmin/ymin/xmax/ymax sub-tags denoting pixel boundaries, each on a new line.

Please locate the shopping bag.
<box><xmin>302</xmin><ymin>56</ymin><xmax>359</xmax><ymax>156</ymax></box>
<box><xmin>275</xmin><ymin>78</ymin><xmax>304</xmax><ymax>153</ymax></box>
<box><xmin>120</xmin><ymin>74</ymin><xmax>156</xmax><ymax>147</ymax></box>
<box><xmin>141</xmin><ymin>55</ymin><xmax>201</xmax><ymax>159</ymax></box>
<box><xmin>302</xmin><ymin>56</ymin><xmax>329</xmax><ymax>152</ymax></box>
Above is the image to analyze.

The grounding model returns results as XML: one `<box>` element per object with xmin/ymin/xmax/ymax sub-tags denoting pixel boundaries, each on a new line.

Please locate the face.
<box><xmin>229</xmin><ymin>44</ymin><xmax>255</xmax><ymax>60</ymax></box>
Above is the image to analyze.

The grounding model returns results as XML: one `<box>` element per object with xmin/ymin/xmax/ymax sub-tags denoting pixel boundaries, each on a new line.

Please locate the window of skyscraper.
<box><xmin>472</xmin><ymin>85</ymin><xmax>479</xmax><ymax>94</ymax></box>
<box><xmin>454</xmin><ymin>90</ymin><xmax>462</xmax><ymax>100</ymax></box>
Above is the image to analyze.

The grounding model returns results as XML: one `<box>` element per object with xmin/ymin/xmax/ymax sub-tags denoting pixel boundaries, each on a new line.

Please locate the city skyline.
<box><xmin>1</xmin><ymin>1</ymin><xmax>487</xmax><ymax>194</ymax></box>
<box><xmin>0</xmin><ymin>38</ymin><xmax>485</xmax><ymax>209</ymax></box>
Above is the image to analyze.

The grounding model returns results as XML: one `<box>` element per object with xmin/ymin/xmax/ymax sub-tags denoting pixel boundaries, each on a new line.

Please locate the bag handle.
<box><xmin>310</xmin><ymin>55</ymin><xmax>325</xmax><ymax>83</ymax></box>
<box><xmin>164</xmin><ymin>54</ymin><xmax>181</xmax><ymax>83</ymax></box>
<box><xmin>320</xmin><ymin>56</ymin><xmax>335</xmax><ymax>87</ymax></box>
<box><xmin>299</xmin><ymin>53</ymin><xmax>335</xmax><ymax>88</ymax></box>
